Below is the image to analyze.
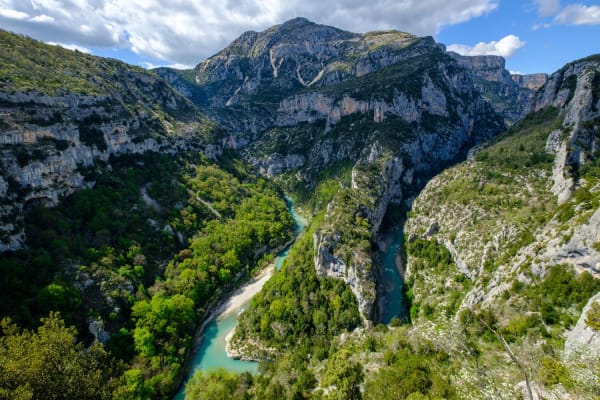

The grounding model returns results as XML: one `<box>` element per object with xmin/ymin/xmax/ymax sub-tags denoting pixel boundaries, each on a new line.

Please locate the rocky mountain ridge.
<box><xmin>0</xmin><ymin>31</ymin><xmax>224</xmax><ymax>251</ymax></box>
<box><xmin>406</xmin><ymin>54</ymin><xmax>600</xmax><ymax>302</ymax></box>
<box><xmin>450</xmin><ymin>52</ymin><xmax>547</xmax><ymax>123</ymax></box>
<box><xmin>403</xmin><ymin>55</ymin><xmax>600</xmax><ymax>398</ymax></box>
<box><xmin>165</xmin><ymin>18</ymin><xmax>516</xmax><ymax>325</ymax></box>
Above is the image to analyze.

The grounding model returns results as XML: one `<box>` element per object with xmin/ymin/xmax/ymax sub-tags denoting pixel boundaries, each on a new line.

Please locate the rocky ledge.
<box><xmin>0</xmin><ymin>90</ymin><xmax>220</xmax><ymax>251</ymax></box>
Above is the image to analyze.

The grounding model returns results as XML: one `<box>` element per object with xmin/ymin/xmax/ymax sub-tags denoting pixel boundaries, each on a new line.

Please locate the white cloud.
<box><xmin>447</xmin><ymin>34</ymin><xmax>526</xmax><ymax>58</ymax></box>
<box><xmin>534</xmin><ymin>0</ymin><xmax>560</xmax><ymax>17</ymax></box>
<box><xmin>29</xmin><ymin>14</ymin><xmax>54</xmax><ymax>23</ymax></box>
<box><xmin>555</xmin><ymin>4</ymin><xmax>600</xmax><ymax>25</ymax></box>
<box><xmin>47</xmin><ymin>42</ymin><xmax>91</xmax><ymax>53</ymax></box>
<box><xmin>0</xmin><ymin>0</ymin><xmax>498</xmax><ymax>65</ymax></box>
<box><xmin>531</xmin><ymin>22</ymin><xmax>551</xmax><ymax>30</ymax></box>
<box><xmin>0</xmin><ymin>7</ymin><xmax>28</xmax><ymax>19</ymax></box>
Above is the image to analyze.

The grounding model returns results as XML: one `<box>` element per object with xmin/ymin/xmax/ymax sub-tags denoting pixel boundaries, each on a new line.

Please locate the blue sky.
<box><xmin>437</xmin><ymin>1</ymin><xmax>600</xmax><ymax>74</ymax></box>
<box><xmin>1</xmin><ymin>0</ymin><xmax>599</xmax><ymax>74</ymax></box>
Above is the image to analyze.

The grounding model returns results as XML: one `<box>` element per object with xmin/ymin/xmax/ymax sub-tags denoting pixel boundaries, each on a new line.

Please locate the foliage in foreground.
<box><xmin>0</xmin><ymin>152</ymin><xmax>295</xmax><ymax>398</ymax></box>
<box><xmin>0</xmin><ymin>313</ymin><xmax>121</xmax><ymax>400</ymax></box>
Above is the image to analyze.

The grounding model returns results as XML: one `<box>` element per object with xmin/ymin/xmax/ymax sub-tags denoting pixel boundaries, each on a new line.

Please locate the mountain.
<box><xmin>1</xmin><ymin>18</ymin><xmax>600</xmax><ymax>400</ymax></box>
<box><xmin>0</xmin><ymin>30</ymin><xmax>224</xmax><ymax>251</ymax></box>
<box><xmin>400</xmin><ymin>54</ymin><xmax>600</xmax><ymax>398</ymax></box>
<box><xmin>450</xmin><ymin>52</ymin><xmax>547</xmax><ymax>123</ymax></box>
<box><xmin>159</xmin><ymin>17</ymin><xmax>511</xmax><ymax>324</ymax></box>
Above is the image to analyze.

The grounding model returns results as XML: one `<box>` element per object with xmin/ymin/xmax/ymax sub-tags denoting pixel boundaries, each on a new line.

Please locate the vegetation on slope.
<box><xmin>232</xmin><ymin>217</ymin><xmax>362</xmax><ymax>359</ymax></box>
<box><xmin>1</xmin><ymin>30</ymin><xmax>157</xmax><ymax>97</ymax></box>
<box><xmin>0</xmin><ymin>313</ymin><xmax>121</xmax><ymax>400</ymax></box>
<box><xmin>0</xmin><ymin>152</ymin><xmax>295</xmax><ymax>398</ymax></box>
<box><xmin>402</xmin><ymin>106</ymin><xmax>600</xmax><ymax>398</ymax></box>
<box><xmin>183</xmin><ymin>105</ymin><xmax>600</xmax><ymax>400</ymax></box>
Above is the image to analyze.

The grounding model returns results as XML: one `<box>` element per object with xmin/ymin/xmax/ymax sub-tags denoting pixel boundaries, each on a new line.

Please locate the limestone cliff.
<box><xmin>0</xmin><ymin>31</ymin><xmax>223</xmax><ymax>251</ymax></box>
<box><xmin>512</xmin><ymin>73</ymin><xmax>549</xmax><ymax>90</ymax></box>
<box><xmin>313</xmin><ymin>149</ymin><xmax>403</xmax><ymax>322</ymax></box>
<box><xmin>403</xmin><ymin>55</ymin><xmax>600</xmax><ymax>399</ymax></box>
<box><xmin>450</xmin><ymin>52</ymin><xmax>546</xmax><ymax>123</ymax></box>
<box><xmin>534</xmin><ymin>55</ymin><xmax>600</xmax><ymax>203</ymax></box>
<box><xmin>405</xmin><ymin>56</ymin><xmax>600</xmax><ymax>300</ymax></box>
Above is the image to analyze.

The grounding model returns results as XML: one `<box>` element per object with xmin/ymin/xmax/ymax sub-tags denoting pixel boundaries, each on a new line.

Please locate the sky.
<box><xmin>0</xmin><ymin>0</ymin><xmax>599</xmax><ymax>74</ymax></box>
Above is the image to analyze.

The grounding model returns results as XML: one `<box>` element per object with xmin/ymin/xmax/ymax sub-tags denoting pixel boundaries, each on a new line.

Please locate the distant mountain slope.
<box><xmin>0</xmin><ymin>30</ymin><xmax>223</xmax><ymax>251</ymax></box>
<box><xmin>450</xmin><ymin>52</ymin><xmax>547</xmax><ymax>123</ymax></box>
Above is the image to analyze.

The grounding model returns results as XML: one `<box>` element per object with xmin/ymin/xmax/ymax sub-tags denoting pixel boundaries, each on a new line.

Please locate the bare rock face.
<box><xmin>402</xmin><ymin>56</ymin><xmax>600</xmax><ymax>321</ymax></box>
<box><xmin>534</xmin><ymin>56</ymin><xmax>600</xmax><ymax>204</ymax></box>
<box><xmin>88</xmin><ymin>317</ymin><xmax>111</xmax><ymax>344</ymax></box>
<box><xmin>190</xmin><ymin>18</ymin><xmax>425</xmax><ymax>112</ymax></box>
<box><xmin>158</xmin><ymin>17</ymin><xmax>515</xmax><ymax>144</ymax></box>
<box><xmin>450</xmin><ymin>53</ymin><xmax>544</xmax><ymax>123</ymax></box>
<box><xmin>0</xmin><ymin>63</ymin><xmax>222</xmax><ymax>252</ymax></box>
<box><xmin>450</xmin><ymin>54</ymin><xmax>509</xmax><ymax>82</ymax></box>
<box><xmin>538</xmin><ymin>206</ymin><xmax>600</xmax><ymax>277</ymax></box>
<box><xmin>565</xmin><ymin>293</ymin><xmax>600</xmax><ymax>359</ymax></box>
<box><xmin>511</xmin><ymin>73</ymin><xmax>548</xmax><ymax>90</ymax></box>
<box><xmin>313</xmin><ymin>152</ymin><xmax>403</xmax><ymax>323</ymax></box>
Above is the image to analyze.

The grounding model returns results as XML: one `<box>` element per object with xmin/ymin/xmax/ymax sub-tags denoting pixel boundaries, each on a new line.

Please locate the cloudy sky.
<box><xmin>1</xmin><ymin>0</ymin><xmax>599</xmax><ymax>74</ymax></box>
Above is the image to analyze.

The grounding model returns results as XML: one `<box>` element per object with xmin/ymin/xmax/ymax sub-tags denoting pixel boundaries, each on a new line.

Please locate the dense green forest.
<box><xmin>232</xmin><ymin>216</ymin><xmax>362</xmax><ymax>358</ymax></box>
<box><xmin>0</xmin><ymin>152</ymin><xmax>295</xmax><ymax>398</ymax></box>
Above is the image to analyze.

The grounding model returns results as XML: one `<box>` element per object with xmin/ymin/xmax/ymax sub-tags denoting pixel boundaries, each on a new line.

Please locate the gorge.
<box><xmin>1</xmin><ymin>16</ymin><xmax>600</xmax><ymax>400</ymax></box>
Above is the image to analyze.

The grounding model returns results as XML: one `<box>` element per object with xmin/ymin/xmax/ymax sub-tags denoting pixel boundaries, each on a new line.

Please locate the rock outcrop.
<box><xmin>403</xmin><ymin>56</ymin><xmax>600</xmax><ymax>335</ymax></box>
<box><xmin>450</xmin><ymin>53</ymin><xmax>545</xmax><ymax>123</ymax></box>
<box><xmin>565</xmin><ymin>293</ymin><xmax>600</xmax><ymax>359</ymax></box>
<box><xmin>534</xmin><ymin>55</ymin><xmax>600</xmax><ymax>203</ymax></box>
<box><xmin>511</xmin><ymin>73</ymin><xmax>548</xmax><ymax>90</ymax></box>
<box><xmin>0</xmin><ymin>32</ymin><xmax>223</xmax><ymax>251</ymax></box>
<box><xmin>313</xmin><ymin>150</ymin><xmax>403</xmax><ymax>322</ymax></box>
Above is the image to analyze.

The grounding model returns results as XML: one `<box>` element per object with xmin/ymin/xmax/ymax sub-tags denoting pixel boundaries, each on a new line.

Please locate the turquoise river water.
<box><xmin>173</xmin><ymin>199</ymin><xmax>306</xmax><ymax>399</ymax></box>
<box><xmin>173</xmin><ymin>201</ymin><xmax>405</xmax><ymax>398</ymax></box>
<box><xmin>379</xmin><ymin>226</ymin><xmax>406</xmax><ymax>324</ymax></box>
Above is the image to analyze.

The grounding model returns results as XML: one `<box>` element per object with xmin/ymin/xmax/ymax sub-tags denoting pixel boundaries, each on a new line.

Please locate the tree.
<box><xmin>0</xmin><ymin>313</ymin><xmax>119</xmax><ymax>399</ymax></box>
<box><xmin>585</xmin><ymin>301</ymin><xmax>600</xmax><ymax>331</ymax></box>
<box><xmin>322</xmin><ymin>350</ymin><xmax>364</xmax><ymax>400</ymax></box>
<box><xmin>184</xmin><ymin>369</ymin><xmax>246</xmax><ymax>400</ymax></box>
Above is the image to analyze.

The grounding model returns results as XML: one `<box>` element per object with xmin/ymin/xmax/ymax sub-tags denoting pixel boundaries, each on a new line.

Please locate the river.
<box><xmin>173</xmin><ymin>198</ymin><xmax>306</xmax><ymax>399</ymax></box>
<box><xmin>378</xmin><ymin>226</ymin><xmax>406</xmax><ymax>324</ymax></box>
<box><xmin>173</xmin><ymin>201</ymin><xmax>405</xmax><ymax>399</ymax></box>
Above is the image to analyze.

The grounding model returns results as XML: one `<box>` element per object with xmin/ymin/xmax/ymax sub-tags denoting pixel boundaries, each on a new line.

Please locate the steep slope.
<box><xmin>403</xmin><ymin>55</ymin><xmax>600</xmax><ymax>398</ymax></box>
<box><xmin>0</xmin><ymin>30</ymin><xmax>224</xmax><ymax>251</ymax></box>
<box><xmin>450</xmin><ymin>52</ymin><xmax>547</xmax><ymax>123</ymax></box>
<box><xmin>0</xmin><ymin>31</ymin><xmax>306</xmax><ymax>398</ymax></box>
<box><xmin>160</xmin><ymin>19</ymin><xmax>512</xmax><ymax>362</ymax></box>
<box><xmin>159</xmin><ymin>18</ymin><xmax>429</xmax><ymax>134</ymax></box>
<box><xmin>219</xmin><ymin>53</ymin><xmax>600</xmax><ymax>400</ymax></box>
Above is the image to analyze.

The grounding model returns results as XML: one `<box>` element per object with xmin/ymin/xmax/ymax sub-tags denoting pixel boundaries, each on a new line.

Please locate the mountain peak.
<box><xmin>279</xmin><ymin>16</ymin><xmax>314</xmax><ymax>27</ymax></box>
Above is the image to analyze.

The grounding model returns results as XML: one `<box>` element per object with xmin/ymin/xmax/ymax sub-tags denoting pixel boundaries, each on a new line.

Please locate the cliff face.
<box><xmin>511</xmin><ymin>73</ymin><xmax>548</xmax><ymax>90</ymax></box>
<box><xmin>450</xmin><ymin>53</ymin><xmax>547</xmax><ymax>123</ymax></box>
<box><xmin>534</xmin><ymin>55</ymin><xmax>600</xmax><ymax>203</ymax></box>
<box><xmin>158</xmin><ymin>18</ymin><xmax>511</xmax><ymax>322</ymax></box>
<box><xmin>403</xmin><ymin>55</ymin><xmax>600</xmax><ymax>397</ymax></box>
<box><xmin>0</xmin><ymin>31</ymin><xmax>223</xmax><ymax>251</ymax></box>
<box><xmin>313</xmin><ymin>150</ymin><xmax>403</xmax><ymax>323</ymax></box>
<box><xmin>406</xmin><ymin>55</ymin><xmax>600</xmax><ymax>306</ymax></box>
